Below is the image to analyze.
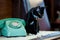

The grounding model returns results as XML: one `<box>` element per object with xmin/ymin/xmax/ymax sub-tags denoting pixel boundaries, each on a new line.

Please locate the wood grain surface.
<box><xmin>0</xmin><ymin>0</ymin><xmax>12</xmax><ymax>19</ymax></box>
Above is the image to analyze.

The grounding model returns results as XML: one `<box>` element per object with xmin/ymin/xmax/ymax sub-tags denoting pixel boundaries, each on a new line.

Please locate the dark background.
<box><xmin>0</xmin><ymin>0</ymin><xmax>60</xmax><ymax>31</ymax></box>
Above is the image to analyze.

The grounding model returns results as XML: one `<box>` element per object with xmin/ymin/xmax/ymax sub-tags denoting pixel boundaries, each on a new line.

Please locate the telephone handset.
<box><xmin>0</xmin><ymin>18</ymin><xmax>26</xmax><ymax>29</ymax></box>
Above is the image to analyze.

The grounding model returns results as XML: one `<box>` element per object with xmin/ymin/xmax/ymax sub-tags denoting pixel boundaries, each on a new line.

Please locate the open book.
<box><xmin>39</xmin><ymin>31</ymin><xmax>60</xmax><ymax>39</ymax></box>
<box><xmin>29</xmin><ymin>31</ymin><xmax>60</xmax><ymax>40</ymax></box>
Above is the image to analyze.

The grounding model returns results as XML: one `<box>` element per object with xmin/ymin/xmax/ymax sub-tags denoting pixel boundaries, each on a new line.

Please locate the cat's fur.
<box><xmin>25</xmin><ymin>6</ymin><xmax>44</xmax><ymax>34</ymax></box>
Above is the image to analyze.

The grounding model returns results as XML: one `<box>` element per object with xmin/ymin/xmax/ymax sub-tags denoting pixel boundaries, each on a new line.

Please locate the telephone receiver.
<box><xmin>0</xmin><ymin>18</ymin><xmax>26</xmax><ymax>29</ymax></box>
<box><xmin>0</xmin><ymin>18</ymin><xmax>27</xmax><ymax>37</ymax></box>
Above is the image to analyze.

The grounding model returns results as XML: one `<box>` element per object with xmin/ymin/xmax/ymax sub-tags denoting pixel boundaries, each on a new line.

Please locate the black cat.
<box><xmin>25</xmin><ymin>6</ymin><xmax>45</xmax><ymax>34</ymax></box>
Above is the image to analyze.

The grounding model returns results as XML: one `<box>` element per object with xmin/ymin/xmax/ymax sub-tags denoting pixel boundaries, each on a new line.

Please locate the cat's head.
<box><xmin>32</xmin><ymin>6</ymin><xmax>45</xmax><ymax>18</ymax></box>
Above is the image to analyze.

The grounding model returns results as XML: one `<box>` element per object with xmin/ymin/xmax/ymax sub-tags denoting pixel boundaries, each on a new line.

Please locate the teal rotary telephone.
<box><xmin>0</xmin><ymin>18</ymin><xmax>27</xmax><ymax>37</ymax></box>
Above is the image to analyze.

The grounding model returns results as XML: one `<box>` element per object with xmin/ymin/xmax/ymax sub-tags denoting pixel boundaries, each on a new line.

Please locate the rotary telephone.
<box><xmin>0</xmin><ymin>18</ymin><xmax>27</xmax><ymax>37</ymax></box>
